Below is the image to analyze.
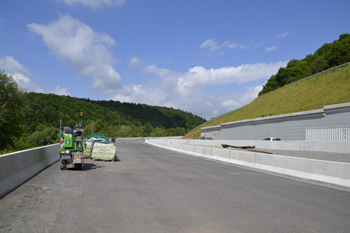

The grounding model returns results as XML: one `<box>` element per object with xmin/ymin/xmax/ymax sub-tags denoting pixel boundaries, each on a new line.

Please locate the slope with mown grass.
<box><xmin>183</xmin><ymin>64</ymin><xmax>350</xmax><ymax>139</ymax></box>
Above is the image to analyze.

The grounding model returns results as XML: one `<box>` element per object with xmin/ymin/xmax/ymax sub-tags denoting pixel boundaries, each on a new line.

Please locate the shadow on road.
<box><xmin>82</xmin><ymin>163</ymin><xmax>104</xmax><ymax>170</ymax></box>
<box><xmin>65</xmin><ymin>162</ymin><xmax>104</xmax><ymax>171</ymax></box>
<box><xmin>65</xmin><ymin>156</ymin><xmax>120</xmax><ymax>171</ymax></box>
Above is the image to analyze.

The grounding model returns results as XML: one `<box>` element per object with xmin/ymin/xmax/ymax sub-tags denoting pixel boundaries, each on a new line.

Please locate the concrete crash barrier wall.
<box><xmin>150</xmin><ymin>138</ymin><xmax>350</xmax><ymax>154</ymax></box>
<box><xmin>145</xmin><ymin>139</ymin><xmax>350</xmax><ymax>188</ymax></box>
<box><xmin>0</xmin><ymin>143</ymin><xmax>59</xmax><ymax>198</ymax></box>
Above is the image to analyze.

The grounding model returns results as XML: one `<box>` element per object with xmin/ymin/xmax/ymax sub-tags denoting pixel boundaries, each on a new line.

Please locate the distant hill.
<box><xmin>183</xmin><ymin>63</ymin><xmax>350</xmax><ymax>139</ymax></box>
<box><xmin>23</xmin><ymin>92</ymin><xmax>206</xmax><ymax>137</ymax></box>
<box><xmin>0</xmin><ymin>91</ymin><xmax>205</xmax><ymax>154</ymax></box>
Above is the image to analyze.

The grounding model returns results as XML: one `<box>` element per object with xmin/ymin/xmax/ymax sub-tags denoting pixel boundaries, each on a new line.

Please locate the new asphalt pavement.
<box><xmin>0</xmin><ymin>139</ymin><xmax>349</xmax><ymax>233</ymax></box>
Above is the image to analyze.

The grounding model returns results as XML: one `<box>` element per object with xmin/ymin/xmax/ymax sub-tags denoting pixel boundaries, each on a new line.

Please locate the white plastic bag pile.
<box><xmin>92</xmin><ymin>143</ymin><xmax>116</xmax><ymax>161</ymax></box>
<box><xmin>83</xmin><ymin>141</ymin><xmax>92</xmax><ymax>158</ymax></box>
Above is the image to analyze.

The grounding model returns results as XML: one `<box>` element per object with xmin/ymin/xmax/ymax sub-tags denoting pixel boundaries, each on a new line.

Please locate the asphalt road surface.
<box><xmin>1</xmin><ymin>139</ymin><xmax>350</xmax><ymax>233</ymax></box>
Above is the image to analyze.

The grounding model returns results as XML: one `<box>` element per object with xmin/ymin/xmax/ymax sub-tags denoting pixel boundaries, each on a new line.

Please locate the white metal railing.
<box><xmin>306</xmin><ymin>127</ymin><xmax>350</xmax><ymax>141</ymax></box>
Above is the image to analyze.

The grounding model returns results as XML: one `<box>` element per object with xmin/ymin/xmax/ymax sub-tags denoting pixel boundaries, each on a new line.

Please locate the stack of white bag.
<box><xmin>92</xmin><ymin>143</ymin><xmax>116</xmax><ymax>161</ymax></box>
<box><xmin>83</xmin><ymin>141</ymin><xmax>92</xmax><ymax>158</ymax></box>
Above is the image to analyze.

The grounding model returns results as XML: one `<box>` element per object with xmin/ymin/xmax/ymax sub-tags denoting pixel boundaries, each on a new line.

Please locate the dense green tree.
<box><xmin>95</xmin><ymin>119</ymin><xmax>104</xmax><ymax>132</ymax></box>
<box><xmin>29</xmin><ymin>131</ymin><xmax>45</xmax><ymax>147</ymax></box>
<box><xmin>275</xmin><ymin>67</ymin><xmax>290</xmax><ymax>86</ymax></box>
<box><xmin>42</xmin><ymin>127</ymin><xmax>59</xmax><ymax>145</ymax></box>
<box><xmin>84</xmin><ymin>122</ymin><xmax>96</xmax><ymax>136</ymax></box>
<box><xmin>120</xmin><ymin>125</ymin><xmax>132</xmax><ymax>136</ymax></box>
<box><xmin>35</xmin><ymin>123</ymin><xmax>48</xmax><ymax>131</ymax></box>
<box><xmin>0</xmin><ymin>71</ymin><xmax>25</xmax><ymax>150</ymax></box>
<box><xmin>285</xmin><ymin>59</ymin><xmax>311</xmax><ymax>83</ymax></box>
<box><xmin>309</xmin><ymin>55</ymin><xmax>326</xmax><ymax>74</ymax></box>
<box><xmin>326</xmin><ymin>34</ymin><xmax>350</xmax><ymax>68</ymax></box>
<box><xmin>259</xmin><ymin>75</ymin><xmax>278</xmax><ymax>96</ymax></box>
<box><xmin>259</xmin><ymin>33</ymin><xmax>350</xmax><ymax>96</ymax></box>
<box><xmin>28</xmin><ymin>127</ymin><xmax>59</xmax><ymax>147</ymax></box>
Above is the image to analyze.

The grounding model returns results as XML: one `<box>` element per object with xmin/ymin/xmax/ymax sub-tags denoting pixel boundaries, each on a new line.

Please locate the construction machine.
<box><xmin>59</xmin><ymin>112</ymin><xmax>84</xmax><ymax>170</ymax></box>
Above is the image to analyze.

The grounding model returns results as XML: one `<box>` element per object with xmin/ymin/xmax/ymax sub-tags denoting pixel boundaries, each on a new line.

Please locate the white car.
<box><xmin>263</xmin><ymin>137</ymin><xmax>281</xmax><ymax>141</ymax></box>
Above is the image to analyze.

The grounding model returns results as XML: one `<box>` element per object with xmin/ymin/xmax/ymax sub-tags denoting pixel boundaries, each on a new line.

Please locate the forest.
<box><xmin>259</xmin><ymin>33</ymin><xmax>350</xmax><ymax>95</ymax></box>
<box><xmin>0</xmin><ymin>88</ymin><xmax>206</xmax><ymax>153</ymax></box>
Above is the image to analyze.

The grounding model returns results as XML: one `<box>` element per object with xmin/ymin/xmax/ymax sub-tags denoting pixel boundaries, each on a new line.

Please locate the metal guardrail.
<box><xmin>290</xmin><ymin>61</ymin><xmax>350</xmax><ymax>85</ymax></box>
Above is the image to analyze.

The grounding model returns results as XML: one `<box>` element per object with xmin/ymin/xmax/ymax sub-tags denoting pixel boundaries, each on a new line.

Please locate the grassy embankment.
<box><xmin>183</xmin><ymin>64</ymin><xmax>350</xmax><ymax>139</ymax></box>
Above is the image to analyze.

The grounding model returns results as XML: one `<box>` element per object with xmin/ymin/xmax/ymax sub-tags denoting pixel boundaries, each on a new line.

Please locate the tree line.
<box><xmin>0</xmin><ymin>77</ymin><xmax>206</xmax><ymax>153</ymax></box>
<box><xmin>259</xmin><ymin>33</ymin><xmax>350</xmax><ymax>96</ymax></box>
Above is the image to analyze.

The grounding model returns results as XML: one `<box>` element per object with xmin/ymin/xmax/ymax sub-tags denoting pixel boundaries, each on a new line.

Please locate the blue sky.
<box><xmin>1</xmin><ymin>0</ymin><xmax>349</xmax><ymax>119</ymax></box>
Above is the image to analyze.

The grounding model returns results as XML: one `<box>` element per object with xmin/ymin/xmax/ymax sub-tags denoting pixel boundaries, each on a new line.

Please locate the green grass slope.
<box><xmin>183</xmin><ymin>64</ymin><xmax>350</xmax><ymax>139</ymax></box>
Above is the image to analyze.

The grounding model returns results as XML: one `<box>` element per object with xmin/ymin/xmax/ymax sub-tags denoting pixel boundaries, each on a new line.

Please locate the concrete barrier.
<box><xmin>0</xmin><ymin>144</ymin><xmax>59</xmax><ymax>198</ymax></box>
<box><xmin>149</xmin><ymin>139</ymin><xmax>350</xmax><ymax>153</ymax></box>
<box><xmin>145</xmin><ymin>139</ymin><xmax>350</xmax><ymax>188</ymax></box>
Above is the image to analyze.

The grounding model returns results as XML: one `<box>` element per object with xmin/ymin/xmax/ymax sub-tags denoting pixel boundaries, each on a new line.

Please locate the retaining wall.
<box><xmin>146</xmin><ymin>139</ymin><xmax>350</xmax><ymax>188</ymax></box>
<box><xmin>0</xmin><ymin>144</ymin><xmax>59</xmax><ymax>198</ymax></box>
<box><xmin>203</xmin><ymin>102</ymin><xmax>350</xmax><ymax>141</ymax></box>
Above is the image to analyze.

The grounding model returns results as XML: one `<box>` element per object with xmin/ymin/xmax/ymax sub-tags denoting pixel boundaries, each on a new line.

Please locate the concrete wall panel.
<box><xmin>202</xmin><ymin>103</ymin><xmax>350</xmax><ymax>141</ymax></box>
<box><xmin>0</xmin><ymin>144</ymin><xmax>59</xmax><ymax>197</ymax></box>
<box><xmin>327</xmin><ymin>109</ymin><xmax>350</xmax><ymax>127</ymax></box>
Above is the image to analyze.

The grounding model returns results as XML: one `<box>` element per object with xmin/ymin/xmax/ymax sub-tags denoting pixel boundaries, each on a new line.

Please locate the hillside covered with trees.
<box><xmin>24</xmin><ymin>92</ymin><xmax>205</xmax><ymax>136</ymax></box>
<box><xmin>0</xmin><ymin>83</ymin><xmax>206</xmax><ymax>153</ymax></box>
<box><xmin>259</xmin><ymin>33</ymin><xmax>350</xmax><ymax>95</ymax></box>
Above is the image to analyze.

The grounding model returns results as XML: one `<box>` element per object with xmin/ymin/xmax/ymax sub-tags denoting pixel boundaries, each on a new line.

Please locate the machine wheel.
<box><xmin>60</xmin><ymin>161</ymin><xmax>65</xmax><ymax>170</ymax></box>
<box><xmin>74</xmin><ymin>164</ymin><xmax>82</xmax><ymax>170</ymax></box>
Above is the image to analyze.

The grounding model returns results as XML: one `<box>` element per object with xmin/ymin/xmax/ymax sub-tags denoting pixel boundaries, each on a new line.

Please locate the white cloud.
<box><xmin>265</xmin><ymin>46</ymin><xmax>277</xmax><ymax>51</ymax></box>
<box><xmin>239</xmin><ymin>85</ymin><xmax>263</xmax><ymax>105</ymax></box>
<box><xmin>200</xmin><ymin>39</ymin><xmax>219</xmax><ymax>51</ymax></box>
<box><xmin>112</xmin><ymin>94</ymin><xmax>131</xmax><ymax>103</ymax></box>
<box><xmin>200</xmin><ymin>39</ymin><xmax>250</xmax><ymax>56</ymax></box>
<box><xmin>0</xmin><ymin>56</ymin><xmax>31</xmax><ymax>76</ymax></box>
<box><xmin>143</xmin><ymin>64</ymin><xmax>174</xmax><ymax>77</ymax></box>
<box><xmin>217</xmin><ymin>51</ymin><xmax>225</xmax><ymax>56</ymax></box>
<box><xmin>27</xmin><ymin>14</ymin><xmax>122</xmax><ymax>94</ymax></box>
<box><xmin>53</xmin><ymin>85</ymin><xmax>70</xmax><ymax>96</ymax></box>
<box><xmin>277</xmin><ymin>32</ymin><xmax>289</xmax><ymax>38</ymax></box>
<box><xmin>57</xmin><ymin>0</ymin><xmax>126</xmax><ymax>9</ymax></box>
<box><xmin>222</xmin><ymin>41</ymin><xmax>249</xmax><ymax>49</ymax></box>
<box><xmin>111</xmin><ymin>61</ymin><xmax>286</xmax><ymax>119</ymax></box>
<box><xmin>128</xmin><ymin>56</ymin><xmax>145</xmax><ymax>69</ymax></box>
<box><xmin>177</xmin><ymin>62</ymin><xmax>287</xmax><ymax>88</ymax></box>
<box><xmin>222</xmin><ymin>100</ymin><xmax>240</xmax><ymax>108</ymax></box>
<box><xmin>11</xmin><ymin>72</ymin><xmax>44</xmax><ymax>93</ymax></box>
<box><xmin>0</xmin><ymin>56</ymin><xmax>44</xmax><ymax>93</ymax></box>
<box><xmin>212</xmin><ymin>109</ymin><xmax>219</xmax><ymax>116</ymax></box>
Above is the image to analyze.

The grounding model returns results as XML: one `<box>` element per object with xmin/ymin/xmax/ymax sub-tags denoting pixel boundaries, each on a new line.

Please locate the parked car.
<box><xmin>263</xmin><ymin>137</ymin><xmax>281</xmax><ymax>141</ymax></box>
